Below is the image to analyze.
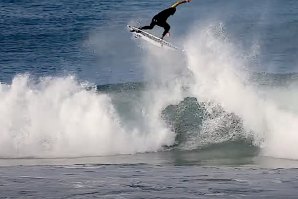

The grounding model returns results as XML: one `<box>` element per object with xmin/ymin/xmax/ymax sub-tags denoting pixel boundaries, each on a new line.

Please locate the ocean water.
<box><xmin>1</xmin><ymin>0</ymin><xmax>298</xmax><ymax>198</ymax></box>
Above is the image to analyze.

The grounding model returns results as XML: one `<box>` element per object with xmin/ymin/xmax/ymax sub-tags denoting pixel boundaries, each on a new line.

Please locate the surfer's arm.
<box><xmin>171</xmin><ymin>0</ymin><xmax>191</xmax><ymax>8</ymax></box>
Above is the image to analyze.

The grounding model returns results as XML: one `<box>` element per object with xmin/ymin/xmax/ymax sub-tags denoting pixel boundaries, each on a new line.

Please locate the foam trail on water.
<box><xmin>0</xmin><ymin>75</ymin><xmax>174</xmax><ymax>158</ymax></box>
<box><xmin>184</xmin><ymin>23</ymin><xmax>298</xmax><ymax>160</ymax></box>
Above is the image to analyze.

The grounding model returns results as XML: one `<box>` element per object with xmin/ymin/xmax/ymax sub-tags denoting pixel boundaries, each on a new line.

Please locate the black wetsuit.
<box><xmin>141</xmin><ymin>7</ymin><xmax>176</xmax><ymax>38</ymax></box>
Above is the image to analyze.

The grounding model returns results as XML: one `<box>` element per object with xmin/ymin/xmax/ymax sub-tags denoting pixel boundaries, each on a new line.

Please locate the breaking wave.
<box><xmin>1</xmin><ymin>22</ymin><xmax>298</xmax><ymax>161</ymax></box>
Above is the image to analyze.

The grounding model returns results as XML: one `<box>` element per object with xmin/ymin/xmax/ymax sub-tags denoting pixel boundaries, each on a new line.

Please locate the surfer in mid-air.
<box><xmin>137</xmin><ymin>0</ymin><xmax>192</xmax><ymax>40</ymax></box>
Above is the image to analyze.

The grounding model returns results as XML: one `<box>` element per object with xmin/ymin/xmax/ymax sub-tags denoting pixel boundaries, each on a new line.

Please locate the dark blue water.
<box><xmin>1</xmin><ymin>0</ymin><xmax>298</xmax><ymax>198</ymax></box>
<box><xmin>2</xmin><ymin>164</ymin><xmax>298</xmax><ymax>199</ymax></box>
<box><xmin>1</xmin><ymin>0</ymin><xmax>297</xmax><ymax>83</ymax></box>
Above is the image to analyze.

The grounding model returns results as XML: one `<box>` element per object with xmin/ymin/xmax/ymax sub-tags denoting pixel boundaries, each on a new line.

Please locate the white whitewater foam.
<box><xmin>0</xmin><ymin>75</ymin><xmax>174</xmax><ymax>158</ymax></box>
<box><xmin>183</xmin><ymin>23</ymin><xmax>298</xmax><ymax>160</ymax></box>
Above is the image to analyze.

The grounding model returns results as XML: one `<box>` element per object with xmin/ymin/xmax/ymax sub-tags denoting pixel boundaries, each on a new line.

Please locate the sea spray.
<box><xmin>0</xmin><ymin>75</ymin><xmax>174</xmax><ymax>158</ymax></box>
<box><xmin>184</xmin><ymin>23</ymin><xmax>298</xmax><ymax>160</ymax></box>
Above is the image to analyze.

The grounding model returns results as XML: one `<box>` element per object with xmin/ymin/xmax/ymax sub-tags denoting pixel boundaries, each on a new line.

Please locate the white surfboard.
<box><xmin>127</xmin><ymin>25</ymin><xmax>182</xmax><ymax>51</ymax></box>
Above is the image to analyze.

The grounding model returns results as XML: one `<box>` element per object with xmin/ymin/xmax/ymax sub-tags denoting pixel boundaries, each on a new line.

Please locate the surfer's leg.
<box><xmin>161</xmin><ymin>22</ymin><xmax>170</xmax><ymax>39</ymax></box>
<box><xmin>140</xmin><ymin>18</ymin><xmax>157</xmax><ymax>30</ymax></box>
